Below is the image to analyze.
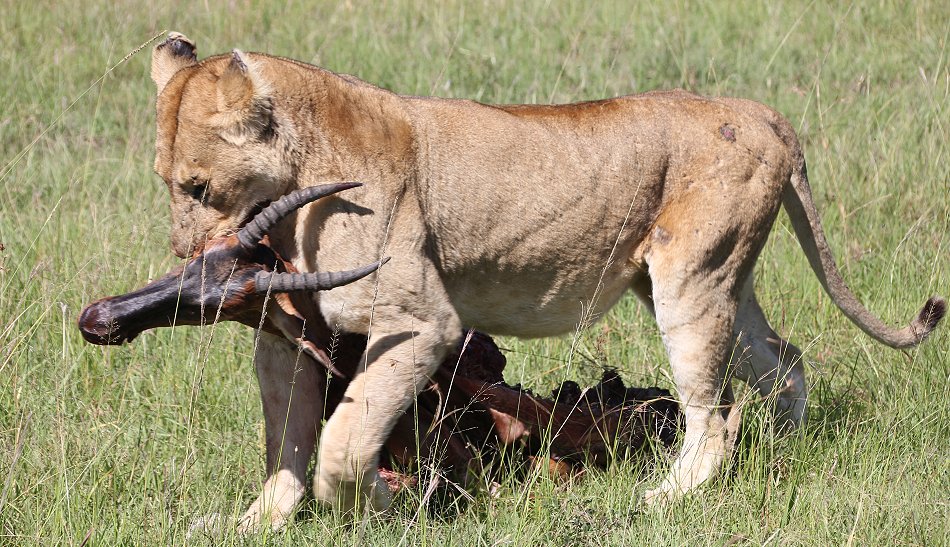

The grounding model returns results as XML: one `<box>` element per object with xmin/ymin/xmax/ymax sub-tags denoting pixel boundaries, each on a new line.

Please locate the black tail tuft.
<box><xmin>919</xmin><ymin>296</ymin><xmax>947</xmax><ymax>332</ymax></box>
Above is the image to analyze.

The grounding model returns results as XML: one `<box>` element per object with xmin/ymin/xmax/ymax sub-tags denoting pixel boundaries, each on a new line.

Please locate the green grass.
<box><xmin>1</xmin><ymin>0</ymin><xmax>947</xmax><ymax>544</ymax></box>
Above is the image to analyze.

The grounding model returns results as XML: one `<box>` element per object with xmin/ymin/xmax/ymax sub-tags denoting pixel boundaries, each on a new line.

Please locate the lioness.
<box><xmin>149</xmin><ymin>32</ymin><xmax>944</xmax><ymax>528</ymax></box>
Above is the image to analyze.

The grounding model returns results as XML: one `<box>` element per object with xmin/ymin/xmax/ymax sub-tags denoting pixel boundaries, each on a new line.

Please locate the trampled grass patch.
<box><xmin>0</xmin><ymin>1</ymin><xmax>946</xmax><ymax>544</ymax></box>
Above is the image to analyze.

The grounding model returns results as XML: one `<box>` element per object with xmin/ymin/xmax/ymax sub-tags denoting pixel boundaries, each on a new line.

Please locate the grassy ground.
<box><xmin>0</xmin><ymin>0</ymin><xmax>947</xmax><ymax>544</ymax></box>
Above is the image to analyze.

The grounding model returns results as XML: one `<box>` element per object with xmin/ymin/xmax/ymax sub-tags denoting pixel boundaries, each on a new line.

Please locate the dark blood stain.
<box><xmin>720</xmin><ymin>124</ymin><xmax>736</xmax><ymax>142</ymax></box>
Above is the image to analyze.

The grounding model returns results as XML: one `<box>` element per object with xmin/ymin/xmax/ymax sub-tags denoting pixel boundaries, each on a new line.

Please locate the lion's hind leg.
<box><xmin>640</xmin><ymin>231</ymin><xmax>750</xmax><ymax>503</ymax></box>
<box><xmin>641</xmin><ymin>286</ymin><xmax>740</xmax><ymax>503</ymax></box>
<box><xmin>731</xmin><ymin>277</ymin><xmax>808</xmax><ymax>429</ymax></box>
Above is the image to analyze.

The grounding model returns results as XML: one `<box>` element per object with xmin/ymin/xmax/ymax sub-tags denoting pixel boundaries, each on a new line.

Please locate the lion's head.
<box><xmin>151</xmin><ymin>33</ymin><xmax>298</xmax><ymax>257</ymax></box>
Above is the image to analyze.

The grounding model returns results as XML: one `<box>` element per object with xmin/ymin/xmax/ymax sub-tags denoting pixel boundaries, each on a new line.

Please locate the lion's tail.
<box><xmin>781</xmin><ymin>152</ymin><xmax>945</xmax><ymax>349</ymax></box>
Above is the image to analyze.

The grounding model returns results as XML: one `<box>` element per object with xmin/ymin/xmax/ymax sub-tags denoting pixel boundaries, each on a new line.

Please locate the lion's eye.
<box><xmin>190</xmin><ymin>183</ymin><xmax>206</xmax><ymax>201</ymax></box>
<box><xmin>185</xmin><ymin>176</ymin><xmax>208</xmax><ymax>202</ymax></box>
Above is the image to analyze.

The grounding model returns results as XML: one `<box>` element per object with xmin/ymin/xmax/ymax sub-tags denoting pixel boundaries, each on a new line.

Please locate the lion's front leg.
<box><xmin>238</xmin><ymin>333</ymin><xmax>323</xmax><ymax>532</ymax></box>
<box><xmin>314</xmin><ymin>310</ymin><xmax>460</xmax><ymax>512</ymax></box>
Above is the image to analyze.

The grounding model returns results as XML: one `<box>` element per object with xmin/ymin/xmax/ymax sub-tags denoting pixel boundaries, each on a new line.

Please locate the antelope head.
<box><xmin>78</xmin><ymin>183</ymin><xmax>385</xmax><ymax>373</ymax></box>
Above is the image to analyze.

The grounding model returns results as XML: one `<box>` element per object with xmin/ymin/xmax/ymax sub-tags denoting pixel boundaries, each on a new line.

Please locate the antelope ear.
<box><xmin>216</xmin><ymin>49</ymin><xmax>273</xmax><ymax>143</ymax></box>
<box><xmin>151</xmin><ymin>32</ymin><xmax>197</xmax><ymax>93</ymax></box>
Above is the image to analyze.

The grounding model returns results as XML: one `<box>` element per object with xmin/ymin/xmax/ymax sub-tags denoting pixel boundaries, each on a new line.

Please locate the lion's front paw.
<box><xmin>642</xmin><ymin>479</ymin><xmax>684</xmax><ymax>506</ymax></box>
<box><xmin>236</xmin><ymin>470</ymin><xmax>306</xmax><ymax>534</ymax></box>
<box><xmin>235</xmin><ymin>506</ymin><xmax>288</xmax><ymax>536</ymax></box>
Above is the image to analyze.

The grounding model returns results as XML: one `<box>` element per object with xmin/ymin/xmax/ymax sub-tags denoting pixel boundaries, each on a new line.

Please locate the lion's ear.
<box><xmin>151</xmin><ymin>32</ymin><xmax>197</xmax><ymax>93</ymax></box>
<box><xmin>216</xmin><ymin>50</ymin><xmax>273</xmax><ymax>143</ymax></box>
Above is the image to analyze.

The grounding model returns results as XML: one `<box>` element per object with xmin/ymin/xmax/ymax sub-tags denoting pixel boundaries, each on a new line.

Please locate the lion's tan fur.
<box><xmin>150</xmin><ymin>34</ymin><xmax>944</xmax><ymax>529</ymax></box>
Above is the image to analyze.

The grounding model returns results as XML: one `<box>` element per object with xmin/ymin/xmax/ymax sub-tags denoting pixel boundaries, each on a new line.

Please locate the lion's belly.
<box><xmin>447</xmin><ymin>261</ymin><xmax>639</xmax><ymax>337</ymax></box>
<box><xmin>424</xmin><ymin>142</ymin><xmax>659</xmax><ymax>337</ymax></box>
<box><xmin>437</xmin><ymin>194</ymin><xmax>648</xmax><ymax>337</ymax></box>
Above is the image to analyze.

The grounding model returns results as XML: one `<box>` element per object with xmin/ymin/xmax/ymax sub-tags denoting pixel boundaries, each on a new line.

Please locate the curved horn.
<box><xmin>255</xmin><ymin>257</ymin><xmax>390</xmax><ymax>293</ymax></box>
<box><xmin>237</xmin><ymin>182</ymin><xmax>363</xmax><ymax>251</ymax></box>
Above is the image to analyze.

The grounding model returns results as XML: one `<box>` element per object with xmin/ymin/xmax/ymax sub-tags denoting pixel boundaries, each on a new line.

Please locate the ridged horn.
<box><xmin>255</xmin><ymin>257</ymin><xmax>390</xmax><ymax>293</ymax></box>
<box><xmin>237</xmin><ymin>182</ymin><xmax>363</xmax><ymax>251</ymax></box>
